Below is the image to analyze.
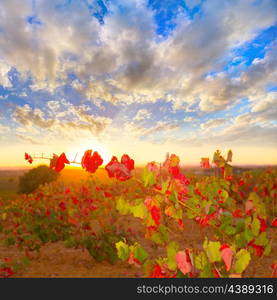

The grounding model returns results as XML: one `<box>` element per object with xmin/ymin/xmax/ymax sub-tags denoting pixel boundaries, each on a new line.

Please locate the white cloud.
<box><xmin>201</xmin><ymin>118</ymin><xmax>227</xmax><ymax>129</ymax></box>
<box><xmin>47</xmin><ymin>100</ymin><xmax>61</xmax><ymax>113</ymax></box>
<box><xmin>143</xmin><ymin>121</ymin><xmax>180</xmax><ymax>136</ymax></box>
<box><xmin>121</xmin><ymin>120</ymin><xmax>180</xmax><ymax>140</ymax></box>
<box><xmin>185</xmin><ymin>0</ymin><xmax>202</xmax><ymax>9</ymax></box>
<box><xmin>175</xmin><ymin>108</ymin><xmax>277</xmax><ymax>148</ymax></box>
<box><xmin>0</xmin><ymin>0</ymin><xmax>275</xmax><ymax>112</ymax></box>
<box><xmin>0</xmin><ymin>60</ymin><xmax>12</xmax><ymax>88</ymax></box>
<box><xmin>133</xmin><ymin>109</ymin><xmax>152</xmax><ymax>121</ymax></box>
<box><xmin>13</xmin><ymin>104</ymin><xmax>55</xmax><ymax>128</ymax></box>
<box><xmin>250</xmin><ymin>91</ymin><xmax>277</xmax><ymax>113</ymax></box>
<box><xmin>183</xmin><ymin>116</ymin><xmax>196</xmax><ymax>122</ymax></box>
<box><xmin>12</xmin><ymin>101</ymin><xmax>112</xmax><ymax>144</ymax></box>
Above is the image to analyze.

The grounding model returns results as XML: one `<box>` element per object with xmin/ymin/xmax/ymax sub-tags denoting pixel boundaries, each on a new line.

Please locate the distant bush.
<box><xmin>18</xmin><ymin>165</ymin><xmax>59</xmax><ymax>194</ymax></box>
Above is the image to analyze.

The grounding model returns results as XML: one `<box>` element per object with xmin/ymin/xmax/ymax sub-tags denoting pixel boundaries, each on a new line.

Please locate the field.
<box><xmin>0</xmin><ymin>169</ymin><xmax>28</xmax><ymax>201</ymax></box>
<box><xmin>0</xmin><ymin>156</ymin><xmax>276</xmax><ymax>278</ymax></box>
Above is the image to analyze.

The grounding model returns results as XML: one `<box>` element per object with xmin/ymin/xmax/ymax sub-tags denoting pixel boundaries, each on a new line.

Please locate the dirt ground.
<box><xmin>0</xmin><ymin>215</ymin><xmax>275</xmax><ymax>278</ymax></box>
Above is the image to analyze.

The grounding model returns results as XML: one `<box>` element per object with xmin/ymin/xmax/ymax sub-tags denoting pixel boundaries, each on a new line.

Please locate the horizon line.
<box><xmin>0</xmin><ymin>163</ymin><xmax>277</xmax><ymax>171</ymax></box>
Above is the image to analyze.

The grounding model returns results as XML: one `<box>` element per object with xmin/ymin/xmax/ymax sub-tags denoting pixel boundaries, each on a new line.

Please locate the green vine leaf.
<box><xmin>115</xmin><ymin>241</ymin><xmax>130</xmax><ymax>261</ymax></box>
<box><xmin>167</xmin><ymin>241</ymin><xmax>179</xmax><ymax>270</ymax></box>
<box><xmin>251</xmin><ymin>218</ymin><xmax>260</xmax><ymax>236</ymax></box>
<box><xmin>234</xmin><ymin>249</ymin><xmax>251</xmax><ymax>274</ymax></box>
<box><xmin>134</xmin><ymin>245</ymin><xmax>148</xmax><ymax>263</ymax></box>
<box><xmin>142</xmin><ymin>167</ymin><xmax>156</xmax><ymax>187</ymax></box>
<box><xmin>203</xmin><ymin>240</ymin><xmax>221</xmax><ymax>263</ymax></box>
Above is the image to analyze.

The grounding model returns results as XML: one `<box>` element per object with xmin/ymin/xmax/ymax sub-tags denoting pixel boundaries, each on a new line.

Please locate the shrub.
<box><xmin>18</xmin><ymin>165</ymin><xmax>59</xmax><ymax>194</ymax></box>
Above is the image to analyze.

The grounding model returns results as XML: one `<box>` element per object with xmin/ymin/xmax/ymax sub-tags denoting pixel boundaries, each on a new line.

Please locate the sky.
<box><xmin>0</xmin><ymin>0</ymin><xmax>276</xmax><ymax>167</ymax></box>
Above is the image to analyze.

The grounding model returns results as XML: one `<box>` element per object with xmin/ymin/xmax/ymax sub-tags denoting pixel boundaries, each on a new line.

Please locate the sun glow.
<box><xmin>66</xmin><ymin>139</ymin><xmax>112</xmax><ymax>166</ymax></box>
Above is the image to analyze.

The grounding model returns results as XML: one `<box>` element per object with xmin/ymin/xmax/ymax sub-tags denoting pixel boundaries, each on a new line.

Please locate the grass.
<box><xmin>0</xmin><ymin>175</ymin><xmax>21</xmax><ymax>201</ymax></box>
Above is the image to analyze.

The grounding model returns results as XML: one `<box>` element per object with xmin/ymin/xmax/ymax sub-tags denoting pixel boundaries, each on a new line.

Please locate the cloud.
<box><xmin>201</xmin><ymin>118</ymin><xmax>227</xmax><ymax>129</ymax></box>
<box><xmin>0</xmin><ymin>0</ymin><xmax>275</xmax><ymax>112</ymax></box>
<box><xmin>133</xmin><ymin>109</ymin><xmax>152</xmax><ymax>121</ymax></box>
<box><xmin>190</xmin><ymin>42</ymin><xmax>277</xmax><ymax>112</ymax></box>
<box><xmin>0</xmin><ymin>60</ymin><xmax>12</xmax><ymax>88</ymax></box>
<box><xmin>218</xmin><ymin>122</ymin><xmax>277</xmax><ymax>146</ymax></box>
<box><xmin>0</xmin><ymin>0</ymin><xmax>101</xmax><ymax>88</ymax></box>
<box><xmin>183</xmin><ymin>117</ymin><xmax>196</xmax><ymax>123</ymax></box>
<box><xmin>13</xmin><ymin>104</ymin><xmax>55</xmax><ymax>128</ymax></box>
<box><xmin>185</xmin><ymin>0</ymin><xmax>202</xmax><ymax>9</ymax></box>
<box><xmin>176</xmin><ymin>109</ymin><xmax>277</xmax><ymax>147</ymax></box>
<box><xmin>73</xmin><ymin>79</ymin><xmax>120</xmax><ymax>106</ymax></box>
<box><xmin>47</xmin><ymin>100</ymin><xmax>61</xmax><ymax>113</ymax></box>
<box><xmin>121</xmin><ymin>119</ymin><xmax>180</xmax><ymax>140</ymax></box>
<box><xmin>143</xmin><ymin>121</ymin><xmax>180</xmax><ymax>136</ymax></box>
<box><xmin>12</xmin><ymin>101</ymin><xmax>112</xmax><ymax>143</ymax></box>
<box><xmin>94</xmin><ymin>118</ymin><xmax>179</xmax><ymax>149</ymax></box>
<box><xmin>250</xmin><ymin>91</ymin><xmax>277</xmax><ymax>113</ymax></box>
<box><xmin>15</xmin><ymin>133</ymin><xmax>42</xmax><ymax>145</ymax></box>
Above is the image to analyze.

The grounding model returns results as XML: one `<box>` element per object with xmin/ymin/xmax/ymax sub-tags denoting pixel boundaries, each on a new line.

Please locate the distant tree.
<box><xmin>18</xmin><ymin>165</ymin><xmax>59</xmax><ymax>194</ymax></box>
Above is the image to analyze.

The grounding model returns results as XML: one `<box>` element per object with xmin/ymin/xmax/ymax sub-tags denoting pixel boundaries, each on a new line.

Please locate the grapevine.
<box><xmin>0</xmin><ymin>149</ymin><xmax>276</xmax><ymax>277</ymax></box>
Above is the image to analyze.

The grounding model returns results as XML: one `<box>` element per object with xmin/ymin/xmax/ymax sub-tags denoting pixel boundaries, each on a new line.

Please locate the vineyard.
<box><xmin>0</xmin><ymin>150</ymin><xmax>276</xmax><ymax>278</ymax></box>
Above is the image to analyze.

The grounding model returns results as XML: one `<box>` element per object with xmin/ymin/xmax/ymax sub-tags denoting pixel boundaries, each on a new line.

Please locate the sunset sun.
<box><xmin>66</xmin><ymin>140</ymin><xmax>112</xmax><ymax>166</ymax></box>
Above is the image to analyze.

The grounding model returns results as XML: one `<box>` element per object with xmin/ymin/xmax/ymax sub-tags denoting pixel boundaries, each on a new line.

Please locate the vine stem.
<box><xmin>132</xmin><ymin>177</ymin><xmax>144</xmax><ymax>185</ymax></box>
<box><xmin>29</xmin><ymin>155</ymin><xmax>82</xmax><ymax>165</ymax></box>
<box><xmin>176</xmin><ymin>199</ymin><xmax>233</xmax><ymax>244</ymax></box>
<box><xmin>273</xmin><ymin>196</ymin><xmax>276</xmax><ymax>218</ymax></box>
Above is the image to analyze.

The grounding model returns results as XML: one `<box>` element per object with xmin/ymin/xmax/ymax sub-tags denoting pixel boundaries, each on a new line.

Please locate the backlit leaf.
<box><xmin>131</xmin><ymin>203</ymin><xmax>146</xmax><ymax>219</ymax></box>
<box><xmin>194</xmin><ymin>252</ymin><xmax>208</xmax><ymax>270</ymax></box>
<box><xmin>134</xmin><ymin>245</ymin><xmax>148</xmax><ymax>263</ymax></box>
<box><xmin>255</xmin><ymin>232</ymin><xmax>268</xmax><ymax>246</ymax></box>
<box><xmin>167</xmin><ymin>241</ymin><xmax>179</xmax><ymax>270</ymax></box>
<box><xmin>116</xmin><ymin>196</ymin><xmax>130</xmax><ymax>215</ymax></box>
<box><xmin>115</xmin><ymin>241</ymin><xmax>130</xmax><ymax>261</ymax></box>
<box><xmin>234</xmin><ymin>249</ymin><xmax>251</xmax><ymax>274</ymax></box>
<box><xmin>251</xmin><ymin>218</ymin><xmax>260</xmax><ymax>236</ymax></box>
<box><xmin>142</xmin><ymin>167</ymin><xmax>156</xmax><ymax>187</ymax></box>
<box><xmin>203</xmin><ymin>240</ymin><xmax>221</xmax><ymax>263</ymax></box>
<box><xmin>176</xmin><ymin>251</ymin><xmax>192</xmax><ymax>275</ymax></box>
